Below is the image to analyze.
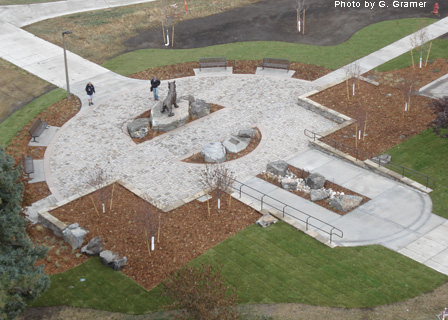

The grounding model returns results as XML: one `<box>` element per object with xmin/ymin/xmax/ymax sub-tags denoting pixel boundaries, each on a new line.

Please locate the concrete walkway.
<box><xmin>313</xmin><ymin>17</ymin><xmax>448</xmax><ymax>88</ymax></box>
<box><xmin>1</xmin><ymin>1</ymin><xmax>448</xmax><ymax>277</ymax></box>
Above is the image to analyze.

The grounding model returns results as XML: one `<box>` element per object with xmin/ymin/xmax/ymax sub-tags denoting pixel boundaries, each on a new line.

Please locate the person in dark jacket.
<box><xmin>150</xmin><ymin>76</ymin><xmax>161</xmax><ymax>101</ymax></box>
<box><xmin>85</xmin><ymin>82</ymin><xmax>95</xmax><ymax>106</ymax></box>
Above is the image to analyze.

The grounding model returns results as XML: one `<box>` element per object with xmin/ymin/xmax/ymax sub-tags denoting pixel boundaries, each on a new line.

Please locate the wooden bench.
<box><xmin>199</xmin><ymin>57</ymin><xmax>227</xmax><ymax>71</ymax></box>
<box><xmin>29</xmin><ymin>118</ymin><xmax>48</xmax><ymax>142</ymax></box>
<box><xmin>22</xmin><ymin>154</ymin><xmax>34</xmax><ymax>175</ymax></box>
<box><xmin>262</xmin><ymin>58</ymin><xmax>290</xmax><ymax>71</ymax></box>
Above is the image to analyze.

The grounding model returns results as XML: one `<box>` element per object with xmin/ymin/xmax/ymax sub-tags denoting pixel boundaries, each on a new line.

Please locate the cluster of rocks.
<box><xmin>61</xmin><ymin>223</ymin><xmax>127</xmax><ymax>271</ymax></box>
<box><xmin>201</xmin><ymin>127</ymin><xmax>257</xmax><ymax>163</ymax></box>
<box><xmin>265</xmin><ymin>160</ymin><xmax>362</xmax><ymax>212</ymax></box>
<box><xmin>127</xmin><ymin>95</ymin><xmax>213</xmax><ymax>138</ymax></box>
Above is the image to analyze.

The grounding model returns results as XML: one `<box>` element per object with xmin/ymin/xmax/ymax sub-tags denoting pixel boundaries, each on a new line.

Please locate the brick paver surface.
<box><xmin>48</xmin><ymin>75</ymin><xmax>336</xmax><ymax>207</ymax></box>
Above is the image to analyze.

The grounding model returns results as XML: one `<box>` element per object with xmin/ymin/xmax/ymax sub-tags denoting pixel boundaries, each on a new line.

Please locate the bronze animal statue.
<box><xmin>161</xmin><ymin>81</ymin><xmax>179</xmax><ymax>117</ymax></box>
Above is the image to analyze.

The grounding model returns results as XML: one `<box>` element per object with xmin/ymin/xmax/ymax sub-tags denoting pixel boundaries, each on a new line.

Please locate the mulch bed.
<box><xmin>258</xmin><ymin>166</ymin><xmax>370</xmax><ymax>215</ymax></box>
<box><xmin>310</xmin><ymin>60</ymin><xmax>448</xmax><ymax>157</ymax></box>
<box><xmin>183</xmin><ymin>127</ymin><xmax>262</xmax><ymax>163</ymax></box>
<box><xmin>35</xmin><ymin>185</ymin><xmax>259</xmax><ymax>289</ymax></box>
<box><xmin>130</xmin><ymin>61</ymin><xmax>331</xmax><ymax>81</ymax></box>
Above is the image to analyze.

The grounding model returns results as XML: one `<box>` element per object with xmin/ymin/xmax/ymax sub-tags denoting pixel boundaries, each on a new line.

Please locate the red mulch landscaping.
<box><xmin>35</xmin><ymin>185</ymin><xmax>258</xmax><ymax>289</ymax></box>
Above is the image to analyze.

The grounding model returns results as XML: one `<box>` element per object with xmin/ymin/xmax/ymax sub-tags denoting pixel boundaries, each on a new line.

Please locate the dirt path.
<box><xmin>125</xmin><ymin>0</ymin><xmax>446</xmax><ymax>50</ymax></box>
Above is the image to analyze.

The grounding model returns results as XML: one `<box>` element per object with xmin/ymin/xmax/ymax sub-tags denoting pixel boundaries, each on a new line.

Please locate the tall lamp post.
<box><xmin>62</xmin><ymin>30</ymin><xmax>72</xmax><ymax>100</ymax></box>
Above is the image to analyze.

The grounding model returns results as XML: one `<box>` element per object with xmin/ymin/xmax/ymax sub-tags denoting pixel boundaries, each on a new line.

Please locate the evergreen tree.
<box><xmin>0</xmin><ymin>148</ymin><xmax>49</xmax><ymax>319</ymax></box>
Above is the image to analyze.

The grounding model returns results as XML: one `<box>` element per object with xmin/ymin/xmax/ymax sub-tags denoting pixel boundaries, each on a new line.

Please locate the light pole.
<box><xmin>62</xmin><ymin>30</ymin><xmax>72</xmax><ymax>100</ymax></box>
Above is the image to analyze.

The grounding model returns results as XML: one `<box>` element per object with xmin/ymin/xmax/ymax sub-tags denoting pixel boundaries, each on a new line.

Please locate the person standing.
<box><xmin>150</xmin><ymin>76</ymin><xmax>161</xmax><ymax>101</ymax></box>
<box><xmin>85</xmin><ymin>82</ymin><xmax>95</xmax><ymax>106</ymax></box>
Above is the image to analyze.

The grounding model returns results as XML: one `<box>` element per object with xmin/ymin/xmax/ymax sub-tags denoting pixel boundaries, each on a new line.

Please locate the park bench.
<box><xmin>199</xmin><ymin>57</ymin><xmax>227</xmax><ymax>71</ymax></box>
<box><xmin>262</xmin><ymin>58</ymin><xmax>290</xmax><ymax>71</ymax></box>
<box><xmin>28</xmin><ymin>117</ymin><xmax>48</xmax><ymax>142</ymax></box>
<box><xmin>22</xmin><ymin>154</ymin><xmax>34</xmax><ymax>175</ymax></box>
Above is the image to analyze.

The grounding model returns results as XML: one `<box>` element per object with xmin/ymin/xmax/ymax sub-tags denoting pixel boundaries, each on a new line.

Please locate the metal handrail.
<box><xmin>304</xmin><ymin>129</ymin><xmax>435</xmax><ymax>187</ymax></box>
<box><xmin>232</xmin><ymin>179</ymin><xmax>343</xmax><ymax>243</ymax></box>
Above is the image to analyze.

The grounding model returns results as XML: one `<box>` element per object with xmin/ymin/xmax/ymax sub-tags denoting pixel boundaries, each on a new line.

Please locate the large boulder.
<box><xmin>222</xmin><ymin>135</ymin><xmax>251</xmax><ymax>154</ymax></box>
<box><xmin>305</xmin><ymin>173</ymin><xmax>326</xmax><ymax>189</ymax></box>
<box><xmin>310</xmin><ymin>189</ymin><xmax>330</xmax><ymax>201</ymax></box>
<box><xmin>238</xmin><ymin>128</ymin><xmax>257</xmax><ymax>139</ymax></box>
<box><xmin>372</xmin><ymin>153</ymin><xmax>392</xmax><ymax>165</ymax></box>
<box><xmin>330</xmin><ymin>195</ymin><xmax>363</xmax><ymax>212</ymax></box>
<box><xmin>80</xmin><ymin>237</ymin><xmax>103</xmax><ymax>256</ymax></box>
<box><xmin>150</xmin><ymin>100</ymin><xmax>189</xmax><ymax>132</ymax></box>
<box><xmin>62</xmin><ymin>223</ymin><xmax>88</xmax><ymax>250</ymax></box>
<box><xmin>189</xmin><ymin>99</ymin><xmax>211</xmax><ymax>119</ymax></box>
<box><xmin>99</xmin><ymin>250</ymin><xmax>127</xmax><ymax>271</ymax></box>
<box><xmin>256</xmin><ymin>214</ymin><xmax>278</xmax><ymax>228</ymax></box>
<box><xmin>266</xmin><ymin>160</ymin><xmax>288</xmax><ymax>177</ymax></box>
<box><xmin>127</xmin><ymin>118</ymin><xmax>149</xmax><ymax>138</ymax></box>
<box><xmin>201</xmin><ymin>142</ymin><xmax>227</xmax><ymax>163</ymax></box>
<box><xmin>281</xmin><ymin>178</ymin><xmax>298</xmax><ymax>191</ymax></box>
<box><xmin>179</xmin><ymin>94</ymin><xmax>195</xmax><ymax>105</ymax></box>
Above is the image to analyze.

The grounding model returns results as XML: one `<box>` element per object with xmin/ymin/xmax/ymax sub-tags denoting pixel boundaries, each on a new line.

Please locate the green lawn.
<box><xmin>33</xmin><ymin>222</ymin><xmax>447</xmax><ymax>313</ymax></box>
<box><xmin>32</xmin><ymin>257</ymin><xmax>168</xmax><ymax>314</ymax></box>
<box><xmin>0</xmin><ymin>89</ymin><xmax>66</xmax><ymax>148</ymax></box>
<box><xmin>376</xmin><ymin>38</ymin><xmax>448</xmax><ymax>72</ymax></box>
<box><xmin>103</xmin><ymin>18</ymin><xmax>438</xmax><ymax>76</ymax></box>
<box><xmin>385</xmin><ymin>129</ymin><xmax>448</xmax><ymax>218</ymax></box>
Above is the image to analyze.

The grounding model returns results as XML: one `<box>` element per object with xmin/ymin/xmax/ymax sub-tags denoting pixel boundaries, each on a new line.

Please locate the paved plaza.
<box><xmin>46</xmin><ymin>75</ymin><xmax>335</xmax><ymax>207</ymax></box>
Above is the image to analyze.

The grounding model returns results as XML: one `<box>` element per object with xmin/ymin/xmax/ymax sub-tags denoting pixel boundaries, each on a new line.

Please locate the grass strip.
<box><xmin>103</xmin><ymin>18</ymin><xmax>438</xmax><ymax>75</ymax></box>
<box><xmin>385</xmin><ymin>129</ymin><xmax>448</xmax><ymax>218</ymax></box>
<box><xmin>0</xmin><ymin>89</ymin><xmax>66</xmax><ymax>148</ymax></box>
<box><xmin>33</xmin><ymin>222</ymin><xmax>447</xmax><ymax>313</ymax></box>
<box><xmin>32</xmin><ymin>257</ymin><xmax>168</xmax><ymax>314</ymax></box>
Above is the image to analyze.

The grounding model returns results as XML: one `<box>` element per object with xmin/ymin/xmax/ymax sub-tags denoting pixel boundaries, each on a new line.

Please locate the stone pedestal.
<box><xmin>150</xmin><ymin>100</ymin><xmax>189</xmax><ymax>132</ymax></box>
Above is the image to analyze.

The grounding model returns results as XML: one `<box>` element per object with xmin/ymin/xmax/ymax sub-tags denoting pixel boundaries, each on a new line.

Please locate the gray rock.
<box><xmin>310</xmin><ymin>189</ymin><xmax>330</xmax><ymax>201</ymax></box>
<box><xmin>150</xmin><ymin>100</ymin><xmax>189</xmax><ymax>132</ymax></box>
<box><xmin>256</xmin><ymin>214</ymin><xmax>278</xmax><ymax>228</ymax></box>
<box><xmin>330</xmin><ymin>195</ymin><xmax>363</xmax><ymax>212</ymax></box>
<box><xmin>80</xmin><ymin>237</ymin><xmax>103</xmax><ymax>256</ymax></box>
<box><xmin>127</xmin><ymin>118</ymin><xmax>149</xmax><ymax>138</ymax></box>
<box><xmin>99</xmin><ymin>250</ymin><xmax>127</xmax><ymax>271</ymax></box>
<box><xmin>266</xmin><ymin>160</ymin><xmax>288</xmax><ymax>177</ymax></box>
<box><xmin>372</xmin><ymin>153</ymin><xmax>391</xmax><ymax>165</ymax></box>
<box><xmin>306</xmin><ymin>173</ymin><xmax>326</xmax><ymax>189</ymax></box>
<box><xmin>189</xmin><ymin>99</ymin><xmax>211</xmax><ymax>119</ymax></box>
<box><xmin>62</xmin><ymin>223</ymin><xmax>88</xmax><ymax>250</ymax></box>
<box><xmin>179</xmin><ymin>94</ymin><xmax>195</xmax><ymax>105</ymax></box>
<box><xmin>238</xmin><ymin>128</ymin><xmax>257</xmax><ymax>139</ymax></box>
<box><xmin>281</xmin><ymin>178</ymin><xmax>298</xmax><ymax>191</ymax></box>
<box><xmin>222</xmin><ymin>135</ymin><xmax>251</xmax><ymax>153</ymax></box>
<box><xmin>201</xmin><ymin>142</ymin><xmax>226</xmax><ymax>163</ymax></box>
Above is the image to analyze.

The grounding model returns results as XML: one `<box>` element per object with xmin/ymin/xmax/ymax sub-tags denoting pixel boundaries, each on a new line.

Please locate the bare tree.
<box><xmin>135</xmin><ymin>204</ymin><xmax>158</xmax><ymax>258</ymax></box>
<box><xmin>293</xmin><ymin>0</ymin><xmax>307</xmax><ymax>34</ymax></box>
<box><xmin>396</xmin><ymin>74</ymin><xmax>418</xmax><ymax>114</ymax></box>
<box><xmin>155</xmin><ymin>0</ymin><xmax>179</xmax><ymax>47</ymax></box>
<box><xmin>410</xmin><ymin>21</ymin><xmax>428</xmax><ymax>69</ymax></box>
<box><xmin>344</xmin><ymin>61</ymin><xmax>361</xmax><ymax>99</ymax></box>
<box><xmin>200</xmin><ymin>164</ymin><xmax>236</xmax><ymax>214</ymax></box>
<box><xmin>162</xmin><ymin>262</ymin><xmax>239</xmax><ymax>320</ymax></box>
<box><xmin>84</xmin><ymin>166</ymin><xmax>111</xmax><ymax>215</ymax></box>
